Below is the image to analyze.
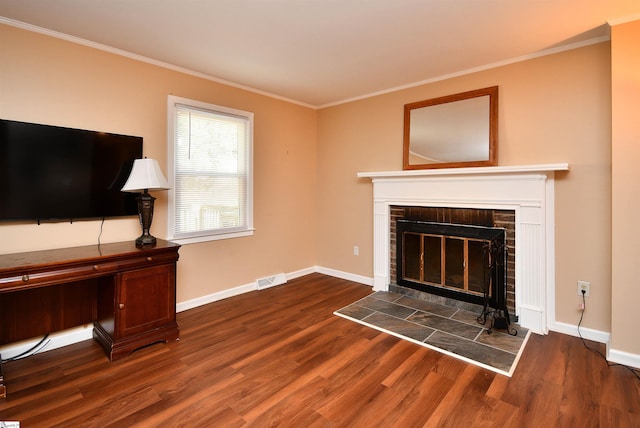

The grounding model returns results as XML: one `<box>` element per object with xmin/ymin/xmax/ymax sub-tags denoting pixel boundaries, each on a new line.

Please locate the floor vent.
<box><xmin>256</xmin><ymin>273</ymin><xmax>287</xmax><ymax>290</ymax></box>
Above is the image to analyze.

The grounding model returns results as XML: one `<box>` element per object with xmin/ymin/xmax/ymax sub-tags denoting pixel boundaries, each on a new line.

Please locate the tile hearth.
<box><xmin>334</xmin><ymin>291</ymin><xmax>530</xmax><ymax>376</ymax></box>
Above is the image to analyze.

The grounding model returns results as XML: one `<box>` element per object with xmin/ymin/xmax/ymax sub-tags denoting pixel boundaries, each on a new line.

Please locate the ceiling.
<box><xmin>1</xmin><ymin>1</ymin><xmax>639</xmax><ymax>108</ymax></box>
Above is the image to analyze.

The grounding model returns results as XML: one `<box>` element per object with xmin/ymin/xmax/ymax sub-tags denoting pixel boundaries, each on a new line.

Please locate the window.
<box><xmin>167</xmin><ymin>95</ymin><xmax>253</xmax><ymax>243</ymax></box>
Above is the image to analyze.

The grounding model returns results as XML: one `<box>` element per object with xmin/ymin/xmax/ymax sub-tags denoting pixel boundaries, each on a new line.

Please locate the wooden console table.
<box><xmin>0</xmin><ymin>239</ymin><xmax>180</xmax><ymax>398</ymax></box>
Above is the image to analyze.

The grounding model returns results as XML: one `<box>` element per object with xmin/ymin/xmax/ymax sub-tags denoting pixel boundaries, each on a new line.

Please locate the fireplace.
<box><xmin>358</xmin><ymin>163</ymin><xmax>568</xmax><ymax>334</ymax></box>
<box><xmin>390</xmin><ymin>207</ymin><xmax>515</xmax><ymax>320</ymax></box>
<box><xmin>397</xmin><ymin>218</ymin><xmax>507</xmax><ymax>307</ymax></box>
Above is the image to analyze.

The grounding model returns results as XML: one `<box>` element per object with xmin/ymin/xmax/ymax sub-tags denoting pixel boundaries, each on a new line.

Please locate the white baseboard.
<box><xmin>0</xmin><ymin>324</ymin><xmax>94</xmax><ymax>360</ymax></box>
<box><xmin>545</xmin><ymin>321</ymin><xmax>640</xmax><ymax>369</ymax></box>
<box><xmin>176</xmin><ymin>281</ymin><xmax>256</xmax><ymax>312</ymax></box>
<box><xmin>287</xmin><ymin>266</ymin><xmax>316</xmax><ymax>281</ymax></box>
<box><xmin>175</xmin><ymin>266</ymin><xmax>316</xmax><ymax>313</ymax></box>
<box><xmin>549</xmin><ymin>320</ymin><xmax>611</xmax><ymax>344</ymax></box>
<box><xmin>176</xmin><ymin>266</ymin><xmax>367</xmax><ymax>313</ymax></box>
<box><xmin>314</xmin><ymin>266</ymin><xmax>374</xmax><ymax>286</ymax></box>
<box><xmin>607</xmin><ymin>347</ymin><xmax>640</xmax><ymax>370</ymax></box>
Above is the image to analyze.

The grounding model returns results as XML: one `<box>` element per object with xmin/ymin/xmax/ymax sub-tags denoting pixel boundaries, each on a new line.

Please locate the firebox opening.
<box><xmin>397</xmin><ymin>220</ymin><xmax>507</xmax><ymax>316</ymax></box>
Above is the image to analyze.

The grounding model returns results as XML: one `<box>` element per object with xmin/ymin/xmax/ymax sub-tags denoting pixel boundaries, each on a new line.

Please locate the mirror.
<box><xmin>403</xmin><ymin>86</ymin><xmax>498</xmax><ymax>170</ymax></box>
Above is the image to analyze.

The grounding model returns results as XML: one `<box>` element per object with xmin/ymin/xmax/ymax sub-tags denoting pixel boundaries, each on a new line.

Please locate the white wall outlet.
<box><xmin>353</xmin><ymin>245</ymin><xmax>359</xmax><ymax>256</ymax></box>
<box><xmin>577</xmin><ymin>280</ymin><xmax>590</xmax><ymax>297</ymax></box>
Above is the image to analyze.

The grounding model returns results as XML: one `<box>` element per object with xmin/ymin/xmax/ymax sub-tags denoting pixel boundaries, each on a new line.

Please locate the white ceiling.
<box><xmin>1</xmin><ymin>1</ymin><xmax>639</xmax><ymax>108</ymax></box>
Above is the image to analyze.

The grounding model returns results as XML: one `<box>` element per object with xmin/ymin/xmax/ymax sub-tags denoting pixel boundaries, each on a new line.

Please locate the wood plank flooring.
<box><xmin>1</xmin><ymin>273</ymin><xmax>639</xmax><ymax>427</ymax></box>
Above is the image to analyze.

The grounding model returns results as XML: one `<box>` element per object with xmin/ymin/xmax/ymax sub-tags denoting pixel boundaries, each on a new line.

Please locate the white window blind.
<box><xmin>168</xmin><ymin>96</ymin><xmax>253</xmax><ymax>243</ymax></box>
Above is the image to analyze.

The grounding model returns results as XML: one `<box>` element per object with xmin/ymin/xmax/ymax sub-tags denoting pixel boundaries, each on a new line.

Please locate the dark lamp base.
<box><xmin>135</xmin><ymin>233</ymin><xmax>157</xmax><ymax>248</ymax></box>
<box><xmin>134</xmin><ymin>191</ymin><xmax>158</xmax><ymax>248</ymax></box>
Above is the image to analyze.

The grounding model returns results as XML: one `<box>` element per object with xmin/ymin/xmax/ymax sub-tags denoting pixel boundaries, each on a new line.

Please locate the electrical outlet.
<box><xmin>577</xmin><ymin>280</ymin><xmax>590</xmax><ymax>297</ymax></box>
<box><xmin>353</xmin><ymin>245</ymin><xmax>359</xmax><ymax>256</ymax></box>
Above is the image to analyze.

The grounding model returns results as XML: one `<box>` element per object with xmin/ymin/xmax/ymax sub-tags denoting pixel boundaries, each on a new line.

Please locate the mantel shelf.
<box><xmin>357</xmin><ymin>163</ymin><xmax>569</xmax><ymax>179</ymax></box>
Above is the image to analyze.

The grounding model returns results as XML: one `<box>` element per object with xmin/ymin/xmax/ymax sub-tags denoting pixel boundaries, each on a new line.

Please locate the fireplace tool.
<box><xmin>477</xmin><ymin>240</ymin><xmax>517</xmax><ymax>336</ymax></box>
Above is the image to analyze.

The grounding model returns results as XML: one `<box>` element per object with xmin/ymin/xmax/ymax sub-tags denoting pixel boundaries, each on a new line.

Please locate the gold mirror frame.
<box><xmin>403</xmin><ymin>86</ymin><xmax>498</xmax><ymax>170</ymax></box>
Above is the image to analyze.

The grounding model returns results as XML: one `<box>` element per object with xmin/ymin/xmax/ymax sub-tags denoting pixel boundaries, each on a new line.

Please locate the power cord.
<box><xmin>97</xmin><ymin>216</ymin><xmax>105</xmax><ymax>246</ymax></box>
<box><xmin>577</xmin><ymin>290</ymin><xmax>640</xmax><ymax>381</ymax></box>
<box><xmin>1</xmin><ymin>334</ymin><xmax>50</xmax><ymax>363</ymax></box>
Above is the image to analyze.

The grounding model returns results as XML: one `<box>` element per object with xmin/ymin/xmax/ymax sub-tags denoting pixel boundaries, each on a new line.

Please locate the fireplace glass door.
<box><xmin>402</xmin><ymin>232</ymin><xmax>491</xmax><ymax>298</ymax></box>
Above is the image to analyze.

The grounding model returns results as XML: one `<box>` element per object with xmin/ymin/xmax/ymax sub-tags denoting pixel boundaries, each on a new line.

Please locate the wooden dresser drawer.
<box><xmin>0</xmin><ymin>262</ymin><xmax>118</xmax><ymax>292</ymax></box>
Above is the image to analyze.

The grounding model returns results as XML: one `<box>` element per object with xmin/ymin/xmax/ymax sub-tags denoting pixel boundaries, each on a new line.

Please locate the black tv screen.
<box><xmin>0</xmin><ymin>119</ymin><xmax>143</xmax><ymax>222</ymax></box>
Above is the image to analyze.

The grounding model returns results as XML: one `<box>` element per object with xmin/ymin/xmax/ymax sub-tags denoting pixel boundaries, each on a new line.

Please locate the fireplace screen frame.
<box><xmin>396</xmin><ymin>219</ymin><xmax>507</xmax><ymax>311</ymax></box>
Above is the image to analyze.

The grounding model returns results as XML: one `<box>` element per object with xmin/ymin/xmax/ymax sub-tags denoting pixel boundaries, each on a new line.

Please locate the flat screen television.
<box><xmin>0</xmin><ymin>119</ymin><xmax>143</xmax><ymax>222</ymax></box>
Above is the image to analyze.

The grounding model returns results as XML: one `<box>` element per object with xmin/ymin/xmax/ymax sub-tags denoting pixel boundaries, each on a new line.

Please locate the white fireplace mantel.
<box><xmin>358</xmin><ymin>163</ymin><xmax>569</xmax><ymax>334</ymax></box>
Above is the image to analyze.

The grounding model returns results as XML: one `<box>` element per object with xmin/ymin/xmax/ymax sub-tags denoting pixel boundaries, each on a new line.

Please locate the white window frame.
<box><xmin>167</xmin><ymin>95</ymin><xmax>254</xmax><ymax>244</ymax></box>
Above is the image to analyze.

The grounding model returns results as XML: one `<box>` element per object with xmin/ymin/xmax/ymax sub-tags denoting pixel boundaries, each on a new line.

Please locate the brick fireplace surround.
<box><xmin>358</xmin><ymin>164</ymin><xmax>568</xmax><ymax>335</ymax></box>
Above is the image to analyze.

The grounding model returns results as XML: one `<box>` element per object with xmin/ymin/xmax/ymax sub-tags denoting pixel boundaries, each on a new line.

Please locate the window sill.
<box><xmin>169</xmin><ymin>229</ymin><xmax>255</xmax><ymax>245</ymax></box>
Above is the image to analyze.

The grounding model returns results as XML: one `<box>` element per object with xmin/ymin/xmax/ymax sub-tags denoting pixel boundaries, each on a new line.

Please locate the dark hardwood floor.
<box><xmin>1</xmin><ymin>273</ymin><xmax>639</xmax><ymax>427</ymax></box>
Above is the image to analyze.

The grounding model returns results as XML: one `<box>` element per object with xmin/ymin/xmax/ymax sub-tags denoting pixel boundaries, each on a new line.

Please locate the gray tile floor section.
<box><xmin>334</xmin><ymin>291</ymin><xmax>530</xmax><ymax>376</ymax></box>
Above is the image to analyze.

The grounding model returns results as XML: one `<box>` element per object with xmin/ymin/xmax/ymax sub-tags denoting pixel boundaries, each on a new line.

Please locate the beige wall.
<box><xmin>317</xmin><ymin>42</ymin><xmax>613</xmax><ymax>333</ymax></box>
<box><xmin>611</xmin><ymin>20</ymin><xmax>640</xmax><ymax>355</ymax></box>
<box><xmin>0</xmin><ymin>24</ymin><xmax>318</xmax><ymax>303</ymax></box>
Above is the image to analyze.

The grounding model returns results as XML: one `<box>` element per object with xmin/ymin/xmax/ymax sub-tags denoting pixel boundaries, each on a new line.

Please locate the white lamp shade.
<box><xmin>121</xmin><ymin>158</ymin><xmax>170</xmax><ymax>192</ymax></box>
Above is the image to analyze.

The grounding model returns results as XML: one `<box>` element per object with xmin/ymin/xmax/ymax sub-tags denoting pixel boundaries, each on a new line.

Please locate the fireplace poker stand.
<box><xmin>477</xmin><ymin>240</ymin><xmax>517</xmax><ymax>336</ymax></box>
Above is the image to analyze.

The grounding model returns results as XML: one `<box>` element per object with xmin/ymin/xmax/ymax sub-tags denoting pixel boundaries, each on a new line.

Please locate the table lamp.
<box><xmin>121</xmin><ymin>158</ymin><xmax>170</xmax><ymax>247</ymax></box>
